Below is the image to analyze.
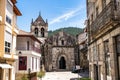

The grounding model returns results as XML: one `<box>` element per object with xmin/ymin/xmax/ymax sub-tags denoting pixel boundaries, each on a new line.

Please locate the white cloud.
<box><xmin>68</xmin><ymin>18</ymin><xmax>86</xmax><ymax>28</ymax></box>
<box><xmin>49</xmin><ymin>6</ymin><xmax>85</xmax><ymax>25</ymax></box>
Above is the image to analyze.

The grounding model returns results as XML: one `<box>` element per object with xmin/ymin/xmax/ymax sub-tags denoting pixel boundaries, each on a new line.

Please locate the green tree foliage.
<box><xmin>48</xmin><ymin>27</ymin><xmax>83</xmax><ymax>37</ymax></box>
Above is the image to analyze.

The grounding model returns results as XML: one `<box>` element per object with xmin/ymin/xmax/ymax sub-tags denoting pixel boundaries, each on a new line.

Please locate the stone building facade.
<box><xmin>77</xmin><ymin>31</ymin><xmax>88</xmax><ymax>70</ymax></box>
<box><xmin>87</xmin><ymin>0</ymin><xmax>120</xmax><ymax>80</ymax></box>
<box><xmin>46</xmin><ymin>31</ymin><xmax>76</xmax><ymax>71</ymax></box>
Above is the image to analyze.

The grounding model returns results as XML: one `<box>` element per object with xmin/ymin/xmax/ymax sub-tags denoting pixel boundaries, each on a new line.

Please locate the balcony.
<box><xmin>90</xmin><ymin>1</ymin><xmax>120</xmax><ymax>36</ymax></box>
<box><xmin>17</xmin><ymin>46</ymin><xmax>41</xmax><ymax>53</ymax></box>
<box><xmin>79</xmin><ymin>44</ymin><xmax>87</xmax><ymax>52</ymax></box>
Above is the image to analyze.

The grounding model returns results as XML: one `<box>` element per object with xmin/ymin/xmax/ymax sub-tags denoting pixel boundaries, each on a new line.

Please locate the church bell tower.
<box><xmin>30</xmin><ymin>13</ymin><xmax>48</xmax><ymax>43</ymax></box>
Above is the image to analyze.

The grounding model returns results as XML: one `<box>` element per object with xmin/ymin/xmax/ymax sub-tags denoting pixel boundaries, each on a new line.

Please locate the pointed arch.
<box><xmin>34</xmin><ymin>28</ymin><xmax>38</xmax><ymax>36</ymax></box>
<box><xmin>41</xmin><ymin>28</ymin><xmax>45</xmax><ymax>37</ymax></box>
<box><xmin>59</xmin><ymin>56</ymin><xmax>66</xmax><ymax>69</ymax></box>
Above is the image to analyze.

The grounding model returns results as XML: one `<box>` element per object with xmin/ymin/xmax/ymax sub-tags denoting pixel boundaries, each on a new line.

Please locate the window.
<box><xmin>104</xmin><ymin>40</ymin><xmax>110</xmax><ymax>75</ymax></box>
<box><xmin>115</xmin><ymin>35</ymin><xmax>120</xmax><ymax>78</ymax></box>
<box><xmin>5</xmin><ymin>41</ymin><xmax>11</xmax><ymax>54</ymax></box>
<box><xmin>36</xmin><ymin>58</ymin><xmax>37</xmax><ymax>70</ymax></box>
<box><xmin>93</xmin><ymin>46</ymin><xmax>97</xmax><ymax>61</ymax></box>
<box><xmin>34</xmin><ymin>28</ymin><xmax>38</xmax><ymax>36</ymax></box>
<box><xmin>6</xmin><ymin>15</ymin><xmax>11</xmax><ymax>25</ymax></box>
<box><xmin>116</xmin><ymin>35</ymin><xmax>120</xmax><ymax>53</ymax></box>
<box><xmin>41</xmin><ymin>28</ymin><xmax>45</xmax><ymax>37</ymax></box>
<box><xmin>7</xmin><ymin>0</ymin><xmax>13</xmax><ymax>14</ymax></box>
<box><xmin>104</xmin><ymin>40</ymin><xmax>109</xmax><ymax>53</ymax></box>
<box><xmin>106</xmin><ymin>56</ymin><xmax>110</xmax><ymax>75</ymax></box>
<box><xmin>32</xmin><ymin>57</ymin><xmax>34</xmax><ymax>70</ymax></box>
<box><xmin>19</xmin><ymin>56</ymin><xmax>27</xmax><ymax>70</ymax></box>
<box><xmin>27</xmin><ymin>41</ymin><xmax>29</xmax><ymax>50</ymax></box>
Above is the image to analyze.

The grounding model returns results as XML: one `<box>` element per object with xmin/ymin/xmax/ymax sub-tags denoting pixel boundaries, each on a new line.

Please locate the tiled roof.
<box><xmin>19</xmin><ymin>30</ymin><xmax>31</xmax><ymax>35</ymax></box>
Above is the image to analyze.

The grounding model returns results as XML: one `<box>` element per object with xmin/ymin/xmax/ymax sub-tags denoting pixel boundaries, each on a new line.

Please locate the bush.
<box><xmin>78</xmin><ymin>78</ymin><xmax>91</xmax><ymax>80</ymax></box>
<box><xmin>37</xmin><ymin>70</ymin><xmax>45</xmax><ymax>79</ymax></box>
<box><xmin>21</xmin><ymin>75</ymin><xmax>28</xmax><ymax>80</ymax></box>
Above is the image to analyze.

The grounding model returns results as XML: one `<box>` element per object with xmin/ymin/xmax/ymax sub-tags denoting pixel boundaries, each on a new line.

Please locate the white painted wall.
<box><xmin>16</xmin><ymin>51</ymin><xmax>41</xmax><ymax>73</ymax></box>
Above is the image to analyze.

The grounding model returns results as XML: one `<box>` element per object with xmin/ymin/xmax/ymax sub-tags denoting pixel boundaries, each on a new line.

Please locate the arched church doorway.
<box><xmin>59</xmin><ymin>57</ymin><xmax>66</xmax><ymax>69</ymax></box>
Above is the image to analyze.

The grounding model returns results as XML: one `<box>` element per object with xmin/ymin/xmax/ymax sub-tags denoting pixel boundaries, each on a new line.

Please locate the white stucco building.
<box><xmin>16</xmin><ymin>30</ymin><xmax>41</xmax><ymax>80</ymax></box>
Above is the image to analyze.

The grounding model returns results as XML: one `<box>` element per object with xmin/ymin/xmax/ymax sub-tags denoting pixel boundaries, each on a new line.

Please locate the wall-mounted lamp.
<box><xmin>19</xmin><ymin>51</ymin><xmax>22</xmax><ymax>54</ymax></box>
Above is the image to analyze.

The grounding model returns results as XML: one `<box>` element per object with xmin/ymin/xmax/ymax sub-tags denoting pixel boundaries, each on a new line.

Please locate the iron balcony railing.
<box><xmin>17</xmin><ymin>46</ymin><xmax>41</xmax><ymax>53</ymax></box>
<box><xmin>90</xmin><ymin>1</ymin><xmax>120</xmax><ymax>35</ymax></box>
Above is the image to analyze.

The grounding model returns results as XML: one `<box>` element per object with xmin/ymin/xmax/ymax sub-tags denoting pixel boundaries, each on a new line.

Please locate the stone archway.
<box><xmin>59</xmin><ymin>57</ymin><xmax>66</xmax><ymax>69</ymax></box>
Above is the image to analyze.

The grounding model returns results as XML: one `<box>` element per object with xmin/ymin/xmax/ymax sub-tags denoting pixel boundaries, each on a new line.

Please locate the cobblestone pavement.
<box><xmin>41</xmin><ymin>71</ymin><xmax>81</xmax><ymax>80</ymax></box>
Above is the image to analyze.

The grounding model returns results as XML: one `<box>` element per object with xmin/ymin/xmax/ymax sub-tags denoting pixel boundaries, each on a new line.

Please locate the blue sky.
<box><xmin>17</xmin><ymin>0</ymin><xmax>86</xmax><ymax>31</ymax></box>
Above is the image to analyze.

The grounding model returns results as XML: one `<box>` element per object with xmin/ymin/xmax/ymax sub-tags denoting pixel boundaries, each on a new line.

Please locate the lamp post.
<box><xmin>28</xmin><ymin>68</ymin><xmax>31</xmax><ymax>80</ymax></box>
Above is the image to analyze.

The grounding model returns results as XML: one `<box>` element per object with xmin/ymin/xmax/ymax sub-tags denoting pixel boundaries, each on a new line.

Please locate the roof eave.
<box><xmin>13</xmin><ymin>5</ymin><xmax>22</xmax><ymax>16</ymax></box>
<box><xmin>11</xmin><ymin>0</ymin><xmax>17</xmax><ymax>4</ymax></box>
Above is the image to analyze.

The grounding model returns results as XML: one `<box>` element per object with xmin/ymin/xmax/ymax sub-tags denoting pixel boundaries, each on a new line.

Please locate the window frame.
<box><xmin>6</xmin><ymin>15</ymin><xmax>12</xmax><ymax>25</ymax></box>
<box><xmin>5</xmin><ymin>41</ymin><xmax>11</xmax><ymax>54</ymax></box>
<box><xmin>19</xmin><ymin>56</ymin><xmax>27</xmax><ymax>70</ymax></box>
<box><xmin>104</xmin><ymin>40</ymin><xmax>110</xmax><ymax>76</ymax></box>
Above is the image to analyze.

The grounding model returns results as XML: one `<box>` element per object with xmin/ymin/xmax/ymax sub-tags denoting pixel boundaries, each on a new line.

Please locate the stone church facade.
<box><xmin>30</xmin><ymin>14</ymin><xmax>77</xmax><ymax>71</ymax></box>
<box><xmin>46</xmin><ymin>31</ymin><xmax>76</xmax><ymax>71</ymax></box>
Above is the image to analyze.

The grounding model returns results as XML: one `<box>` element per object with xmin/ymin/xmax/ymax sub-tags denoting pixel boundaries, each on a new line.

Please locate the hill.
<box><xmin>48</xmin><ymin>27</ymin><xmax>83</xmax><ymax>37</ymax></box>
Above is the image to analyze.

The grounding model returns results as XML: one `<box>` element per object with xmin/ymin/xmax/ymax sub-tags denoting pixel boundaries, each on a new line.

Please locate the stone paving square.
<box><xmin>41</xmin><ymin>71</ymin><xmax>81</xmax><ymax>80</ymax></box>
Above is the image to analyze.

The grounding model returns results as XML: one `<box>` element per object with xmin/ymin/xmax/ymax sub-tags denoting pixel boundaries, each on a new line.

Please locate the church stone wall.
<box><xmin>52</xmin><ymin>47</ymin><xmax>75</xmax><ymax>71</ymax></box>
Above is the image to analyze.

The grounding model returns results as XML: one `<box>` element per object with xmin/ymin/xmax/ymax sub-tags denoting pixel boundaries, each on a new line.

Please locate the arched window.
<box><xmin>34</xmin><ymin>28</ymin><xmax>38</xmax><ymax>36</ymax></box>
<box><xmin>41</xmin><ymin>28</ymin><xmax>45</xmax><ymax>37</ymax></box>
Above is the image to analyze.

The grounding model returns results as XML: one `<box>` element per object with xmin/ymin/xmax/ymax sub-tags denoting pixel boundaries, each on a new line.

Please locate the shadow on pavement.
<box><xmin>79</xmin><ymin>71</ymin><xmax>89</xmax><ymax>78</ymax></box>
<box><xmin>70</xmin><ymin>71</ymin><xmax>89</xmax><ymax>80</ymax></box>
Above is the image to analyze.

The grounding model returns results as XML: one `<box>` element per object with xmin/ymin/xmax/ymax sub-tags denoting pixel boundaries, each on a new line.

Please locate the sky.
<box><xmin>16</xmin><ymin>0</ymin><xmax>86</xmax><ymax>32</ymax></box>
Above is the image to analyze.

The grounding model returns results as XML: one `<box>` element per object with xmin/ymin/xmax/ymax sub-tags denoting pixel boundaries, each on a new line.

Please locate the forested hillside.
<box><xmin>48</xmin><ymin>27</ymin><xmax>83</xmax><ymax>37</ymax></box>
